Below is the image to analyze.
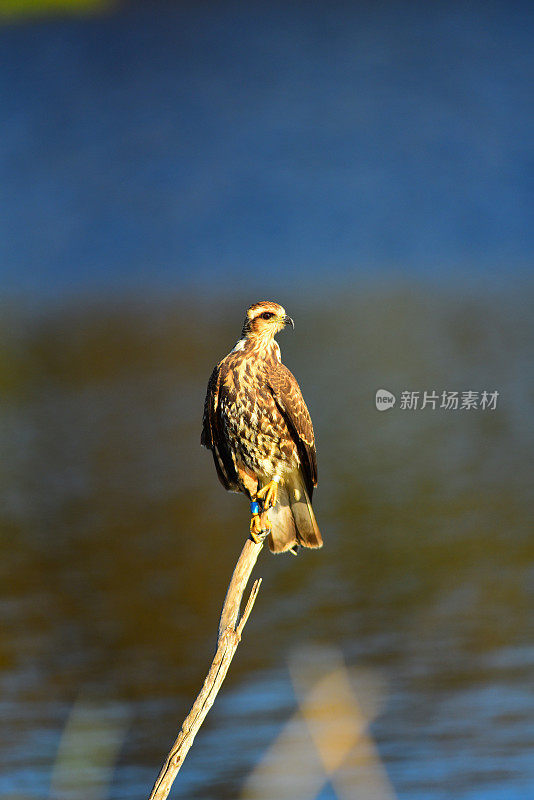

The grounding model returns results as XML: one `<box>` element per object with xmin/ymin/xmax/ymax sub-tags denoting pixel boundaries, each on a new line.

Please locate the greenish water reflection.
<box><xmin>1</xmin><ymin>286</ymin><xmax>533</xmax><ymax>799</ymax></box>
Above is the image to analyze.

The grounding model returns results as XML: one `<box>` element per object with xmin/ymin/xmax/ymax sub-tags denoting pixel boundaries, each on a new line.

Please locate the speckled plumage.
<box><xmin>201</xmin><ymin>301</ymin><xmax>322</xmax><ymax>553</ymax></box>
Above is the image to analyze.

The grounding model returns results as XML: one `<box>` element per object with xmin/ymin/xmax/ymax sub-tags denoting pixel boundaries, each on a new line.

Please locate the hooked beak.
<box><xmin>282</xmin><ymin>314</ymin><xmax>294</xmax><ymax>329</ymax></box>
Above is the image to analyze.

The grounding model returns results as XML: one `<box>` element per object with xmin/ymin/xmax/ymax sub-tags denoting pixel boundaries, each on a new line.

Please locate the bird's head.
<box><xmin>241</xmin><ymin>301</ymin><xmax>294</xmax><ymax>341</ymax></box>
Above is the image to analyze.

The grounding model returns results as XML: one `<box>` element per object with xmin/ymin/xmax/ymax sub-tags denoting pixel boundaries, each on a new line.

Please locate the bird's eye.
<box><xmin>261</xmin><ymin>312</ymin><xmax>274</xmax><ymax>320</ymax></box>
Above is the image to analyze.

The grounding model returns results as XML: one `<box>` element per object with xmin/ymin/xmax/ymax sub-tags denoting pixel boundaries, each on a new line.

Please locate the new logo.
<box><xmin>375</xmin><ymin>389</ymin><xmax>396</xmax><ymax>411</ymax></box>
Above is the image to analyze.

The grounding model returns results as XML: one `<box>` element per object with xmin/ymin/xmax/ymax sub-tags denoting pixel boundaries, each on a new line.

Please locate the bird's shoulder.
<box><xmin>265</xmin><ymin>359</ymin><xmax>298</xmax><ymax>393</ymax></box>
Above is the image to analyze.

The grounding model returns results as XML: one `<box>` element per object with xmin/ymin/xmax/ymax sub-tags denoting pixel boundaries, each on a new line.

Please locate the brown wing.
<box><xmin>267</xmin><ymin>363</ymin><xmax>317</xmax><ymax>498</ymax></box>
<box><xmin>201</xmin><ymin>362</ymin><xmax>239</xmax><ymax>491</ymax></box>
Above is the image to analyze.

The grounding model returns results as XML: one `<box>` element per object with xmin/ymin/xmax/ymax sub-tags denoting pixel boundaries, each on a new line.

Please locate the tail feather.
<box><xmin>267</xmin><ymin>471</ymin><xmax>323</xmax><ymax>554</ymax></box>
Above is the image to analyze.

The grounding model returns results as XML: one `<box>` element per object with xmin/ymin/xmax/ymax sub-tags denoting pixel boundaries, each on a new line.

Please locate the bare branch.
<box><xmin>148</xmin><ymin>531</ymin><xmax>266</xmax><ymax>800</ymax></box>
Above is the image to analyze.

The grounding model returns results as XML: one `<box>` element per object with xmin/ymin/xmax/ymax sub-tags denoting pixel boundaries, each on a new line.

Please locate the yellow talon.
<box><xmin>250</xmin><ymin>511</ymin><xmax>271</xmax><ymax>543</ymax></box>
<box><xmin>257</xmin><ymin>480</ymin><xmax>279</xmax><ymax>509</ymax></box>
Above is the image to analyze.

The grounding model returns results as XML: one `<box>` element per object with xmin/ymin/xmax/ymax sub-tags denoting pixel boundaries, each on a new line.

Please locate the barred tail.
<box><xmin>267</xmin><ymin>471</ymin><xmax>323</xmax><ymax>554</ymax></box>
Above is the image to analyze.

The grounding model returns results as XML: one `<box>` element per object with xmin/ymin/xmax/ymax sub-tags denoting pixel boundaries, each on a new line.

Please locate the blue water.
<box><xmin>1</xmin><ymin>0</ymin><xmax>533</xmax><ymax>300</ymax></box>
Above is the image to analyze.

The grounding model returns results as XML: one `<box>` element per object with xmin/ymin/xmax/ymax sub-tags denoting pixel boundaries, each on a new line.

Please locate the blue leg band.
<box><xmin>250</xmin><ymin>501</ymin><xmax>260</xmax><ymax>515</ymax></box>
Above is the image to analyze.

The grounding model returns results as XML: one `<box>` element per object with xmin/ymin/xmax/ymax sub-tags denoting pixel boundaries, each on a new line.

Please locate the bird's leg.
<box><xmin>249</xmin><ymin>513</ymin><xmax>271</xmax><ymax>543</ymax></box>
<box><xmin>257</xmin><ymin>476</ymin><xmax>280</xmax><ymax>509</ymax></box>
<box><xmin>249</xmin><ymin>498</ymin><xmax>271</xmax><ymax>543</ymax></box>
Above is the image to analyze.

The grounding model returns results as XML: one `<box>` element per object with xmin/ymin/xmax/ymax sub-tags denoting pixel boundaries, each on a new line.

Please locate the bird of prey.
<box><xmin>201</xmin><ymin>301</ymin><xmax>323</xmax><ymax>554</ymax></box>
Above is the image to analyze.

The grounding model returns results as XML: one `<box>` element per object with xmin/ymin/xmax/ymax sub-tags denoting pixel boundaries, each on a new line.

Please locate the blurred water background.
<box><xmin>1</xmin><ymin>2</ymin><xmax>533</xmax><ymax>799</ymax></box>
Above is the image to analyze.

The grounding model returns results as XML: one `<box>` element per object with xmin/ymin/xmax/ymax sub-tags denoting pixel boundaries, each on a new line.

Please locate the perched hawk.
<box><xmin>201</xmin><ymin>301</ymin><xmax>323</xmax><ymax>554</ymax></box>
